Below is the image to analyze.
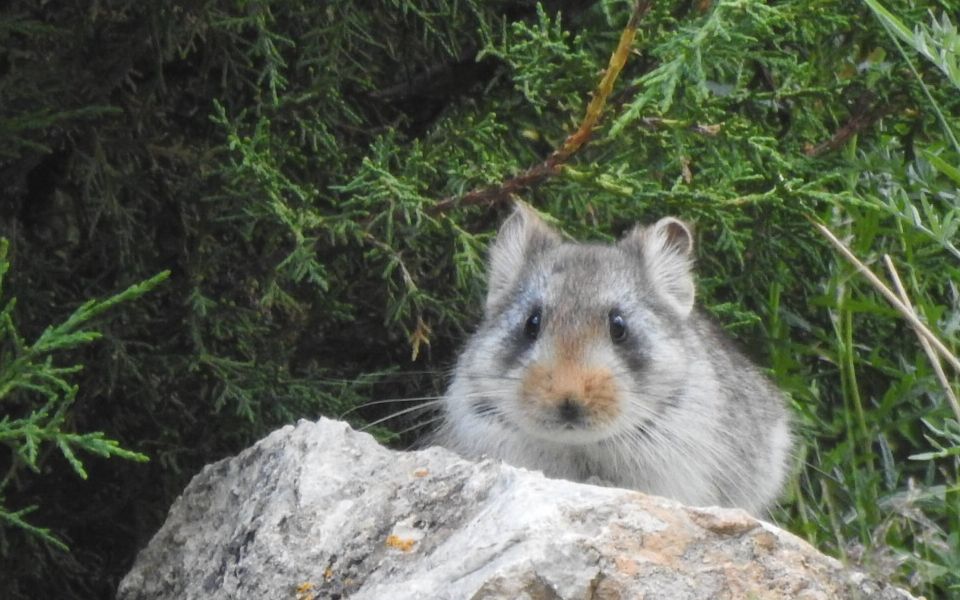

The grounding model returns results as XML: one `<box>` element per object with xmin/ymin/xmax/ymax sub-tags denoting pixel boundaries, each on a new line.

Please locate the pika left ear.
<box><xmin>485</xmin><ymin>201</ymin><xmax>561</xmax><ymax>314</ymax></box>
<box><xmin>620</xmin><ymin>217</ymin><xmax>696</xmax><ymax>317</ymax></box>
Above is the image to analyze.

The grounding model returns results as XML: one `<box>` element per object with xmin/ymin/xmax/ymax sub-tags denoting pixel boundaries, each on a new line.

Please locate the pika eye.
<box><xmin>608</xmin><ymin>309</ymin><xmax>627</xmax><ymax>343</ymax></box>
<box><xmin>524</xmin><ymin>307</ymin><xmax>542</xmax><ymax>340</ymax></box>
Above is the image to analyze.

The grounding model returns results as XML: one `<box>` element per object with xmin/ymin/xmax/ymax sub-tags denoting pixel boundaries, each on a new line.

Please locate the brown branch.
<box><xmin>804</xmin><ymin>93</ymin><xmax>886</xmax><ymax>157</ymax></box>
<box><xmin>429</xmin><ymin>0</ymin><xmax>652</xmax><ymax>215</ymax></box>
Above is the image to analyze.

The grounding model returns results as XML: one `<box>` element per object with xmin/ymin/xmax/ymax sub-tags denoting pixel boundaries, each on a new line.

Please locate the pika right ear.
<box><xmin>620</xmin><ymin>217</ymin><xmax>696</xmax><ymax>317</ymax></box>
<box><xmin>485</xmin><ymin>202</ymin><xmax>560</xmax><ymax>313</ymax></box>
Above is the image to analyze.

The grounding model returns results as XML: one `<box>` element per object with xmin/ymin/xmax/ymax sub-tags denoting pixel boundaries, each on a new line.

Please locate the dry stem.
<box><xmin>883</xmin><ymin>255</ymin><xmax>960</xmax><ymax>422</ymax></box>
<box><xmin>813</xmin><ymin>221</ymin><xmax>960</xmax><ymax>376</ymax></box>
<box><xmin>429</xmin><ymin>0</ymin><xmax>651</xmax><ymax>215</ymax></box>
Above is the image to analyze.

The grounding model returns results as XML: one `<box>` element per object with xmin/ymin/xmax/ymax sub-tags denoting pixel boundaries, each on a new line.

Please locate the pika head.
<box><xmin>465</xmin><ymin>202</ymin><xmax>696</xmax><ymax>445</ymax></box>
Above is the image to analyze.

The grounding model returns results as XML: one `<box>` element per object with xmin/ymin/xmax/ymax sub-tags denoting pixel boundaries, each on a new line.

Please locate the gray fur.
<box><xmin>435</xmin><ymin>204</ymin><xmax>792</xmax><ymax>515</ymax></box>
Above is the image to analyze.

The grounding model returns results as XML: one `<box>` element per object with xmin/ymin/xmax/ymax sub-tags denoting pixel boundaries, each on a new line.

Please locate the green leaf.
<box><xmin>921</xmin><ymin>149</ymin><xmax>960</xmax><ymax>186</ymax></box>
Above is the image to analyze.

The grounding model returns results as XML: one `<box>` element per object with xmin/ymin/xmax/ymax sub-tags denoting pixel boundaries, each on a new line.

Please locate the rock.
<box><xmin>118</xmin><ymin>418</ymin><xmax>915</xmax><ymax>600</ymax></box>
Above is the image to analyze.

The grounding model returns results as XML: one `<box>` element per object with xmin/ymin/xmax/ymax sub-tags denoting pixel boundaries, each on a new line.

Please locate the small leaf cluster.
<box><xmin>0</xmin><ymin>239</ymin><xmax>163</xmax><ymax>551</ymax></box>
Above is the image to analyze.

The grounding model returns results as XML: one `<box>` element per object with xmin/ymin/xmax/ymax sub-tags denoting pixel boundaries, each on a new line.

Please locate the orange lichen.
<box><xmin>386</xmin><ymin>535</ymin><xmax>416</xmax><ymax>552</ymax></box>
<box><xmin>295</xmin><ymin>581</ymin><xmax>316</xmax><ymax>600</ymax></box>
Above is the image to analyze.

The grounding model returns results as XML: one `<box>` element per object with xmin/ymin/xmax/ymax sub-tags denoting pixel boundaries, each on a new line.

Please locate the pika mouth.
<box><xmin>548</xmin><ymin>419</ymin><xmax>589</xmax><ymax>433</ymax></box>
<box><xmin>522</xmin><ymin>414</ymin><xmax>614</xmax><ymax>445</ymax></box>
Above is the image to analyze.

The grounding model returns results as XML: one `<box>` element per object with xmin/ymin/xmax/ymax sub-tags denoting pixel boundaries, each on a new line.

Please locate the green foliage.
<box><xmin>479</xmin><ymin>3</ymin><xmax>602</xmax><ymax>112</ymax></box>
<box><xmin>0</xmin><ymin>239</ymin><xmax>164</xmax><ymax>550</ymax></box>
<box><xmin>1</xmin><ymin>0</ymin><xmax>959</xmax><ymax>597</ymax></box>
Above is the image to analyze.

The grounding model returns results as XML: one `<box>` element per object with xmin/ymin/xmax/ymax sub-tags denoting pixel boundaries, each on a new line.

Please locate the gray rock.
<box><xmin>118</xmin><ymin>418</ymin><xmax>915</xmax><ymax>600</ymax></box>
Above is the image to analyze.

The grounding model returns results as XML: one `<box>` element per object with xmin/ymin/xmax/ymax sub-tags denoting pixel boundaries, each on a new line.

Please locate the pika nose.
<box><xmin>558</xmin><ymin>397</ymin><xmax>583</xmax><ymax>422</ymax></box>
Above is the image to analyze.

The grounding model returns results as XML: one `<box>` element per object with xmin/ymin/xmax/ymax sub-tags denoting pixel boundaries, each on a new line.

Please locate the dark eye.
<box><xmin>524</xmin><ymin>307</ymin><xmax>542</xmax><ymax>340</ymax></box>
<box><xmin>608</xmin><ymin>309</ymin><xmax>627</xmax><ymax>343</ymax></box>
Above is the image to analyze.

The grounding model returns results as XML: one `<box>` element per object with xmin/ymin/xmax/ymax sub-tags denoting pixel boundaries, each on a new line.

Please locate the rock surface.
<box><xmin>118</xmin><ymin>418</ymin><xmax>914</xmax><ymax>600</ymax></box>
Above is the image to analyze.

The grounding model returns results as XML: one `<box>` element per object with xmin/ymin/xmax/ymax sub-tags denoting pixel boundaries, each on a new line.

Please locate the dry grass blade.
<box><xmin>883</xmin><ymin>255</ymin><xmax>960</xmax><ymax>422</ymax></box>
<box><xmin>813</xmin><ymin>221</ymin><xmax>960</xmax><ymax>374</ymax></box>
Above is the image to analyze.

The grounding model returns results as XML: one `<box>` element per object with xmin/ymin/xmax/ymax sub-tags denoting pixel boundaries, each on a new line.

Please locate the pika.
<box><xmin>435</xmin><ymin>203</ymin><xmax>792</xmax><ymax>514</ymax></box>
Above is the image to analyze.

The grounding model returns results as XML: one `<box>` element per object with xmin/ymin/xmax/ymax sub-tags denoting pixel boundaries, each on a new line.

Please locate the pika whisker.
<box><xmin>393</xmin><ymin>415</ymin><xmax>445</xmax><ymax>438</ymax></box>
<box><xmin>339</xmin><ymin>396</ymin><xmax>445</xmax><ymax>419</ymax></box>
<box><xmin>359</xmin><ymin>400</ymin><xmax>441</xmax><ymax>431</ymax></box>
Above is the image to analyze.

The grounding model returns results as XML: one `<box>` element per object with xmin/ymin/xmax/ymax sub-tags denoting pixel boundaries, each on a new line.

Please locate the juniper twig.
<box><xmin>429</xmin><ymin>0</ymin><xmax>652</xmax><ymax>215</ymax></box>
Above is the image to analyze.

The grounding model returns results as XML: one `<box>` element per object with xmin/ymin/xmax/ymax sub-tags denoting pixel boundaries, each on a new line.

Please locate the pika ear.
<box><xmin>620</xmin><ymin>217</ymin><xmax>696</xmax><ymax>317</ymax></box>
<box><xmin>486</xmin><ymin>201</ymin><xmax>561</xmax><ymax>313</ymax></box>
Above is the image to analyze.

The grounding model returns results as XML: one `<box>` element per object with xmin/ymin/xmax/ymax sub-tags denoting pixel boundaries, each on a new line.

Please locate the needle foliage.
<box><xmin>1</xmin><ymin>0</ymin><xmax>958</xmax><ymax>597</ymax></box>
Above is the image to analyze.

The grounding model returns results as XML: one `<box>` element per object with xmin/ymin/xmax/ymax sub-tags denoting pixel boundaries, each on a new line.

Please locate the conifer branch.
<box><xmin>804</xmin><ymin>93</ymin><xmax>888</xmax><ymax>157</ymax></box>
<box><xmin>430</xmin><ymin>0</ymin><xmax>652</xmax><ymax>215</ymax></box>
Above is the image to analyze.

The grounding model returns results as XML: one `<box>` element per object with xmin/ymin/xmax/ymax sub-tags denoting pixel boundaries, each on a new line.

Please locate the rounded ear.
<box><xmin>620</xmin><ymin>217</ymin><xmax>696</xmax><ymax>317</ymax></box>
<box><xmin>656</xmin><ymin>217</ymin><xmax>694</xmax><ymax>257</ymax></box>
<box><xmin>486</xmin><ymin>201</ymin><xmax>560</xmax><ymax>313</ymax></box>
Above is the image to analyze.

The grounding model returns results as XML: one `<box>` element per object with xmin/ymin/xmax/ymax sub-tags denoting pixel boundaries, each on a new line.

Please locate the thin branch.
<box><xmin>429</xmin><ymin>0</ymin><xmax>652</xmax><ymax>215</ymax></box>
<box><xmin>883</xmin><ymin>254</ymin><xmax>960</xmax><ymax>422</ymax></box>
<box><xmin>552</xmin><ymin>0</ymin><xmax>650</xmax><ymax>162</ymax></box>
<box><xmin>804</xmin><ymin>93</ymin><xmax>887</xmax><ymax>157</ymax></box>
<box><xmin>813</xmin><ymin>220</ymin><xmax>960</xmax><ymax>374</ymax></box>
